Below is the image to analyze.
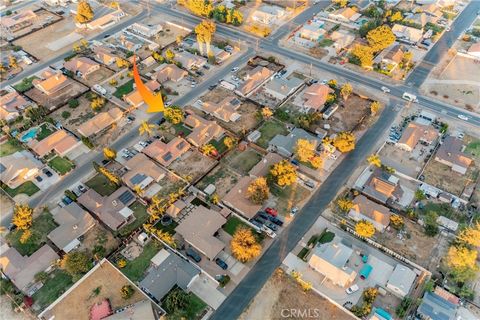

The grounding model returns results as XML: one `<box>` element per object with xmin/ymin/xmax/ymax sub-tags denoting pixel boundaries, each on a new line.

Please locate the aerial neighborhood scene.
<box><xmin>0</xmin><ymin>0</ymin><xmax>480</xmax><ymax>320</ymax></box>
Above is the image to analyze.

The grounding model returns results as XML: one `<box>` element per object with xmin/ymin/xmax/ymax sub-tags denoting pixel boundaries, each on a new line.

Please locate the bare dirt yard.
<box><xmin>78</xmin><ymin>66</ymin><xmax>115</xmax><ymax>87</ymax></box>
<box><xmin>240</xmin><ymin>268</ymin><xmax>356</xmax><ymax>320</ymax></box>
<box><xmin>222</xmin><ymin>148</ymin><xmax>263</xmax><ymax>176</ymax></box>
<box><xmin>24</xmin><ymin>78</ymin><xmax>88</xmax><ymax>110</ymax></box>
<box><xmin>8</xmin><ymin>8</ymin><xmax>62</xmax><ymax>40</ymax></box>
<box><xmin>422</xmin><ymin>82</ymin><xmax>480</xmax><ymax>112</ymax></box>
<box><xmin>195</xmin><ymin>164</ymin><xmax>240</xmax><ymax>197</ymax></box>
<box><xmin>79</xmin><ymin>224</ymin><xmax>120</xmax><ymax>257</ymax></box>
<box><xmin>93</xmin><ymin>119</ymin><xmax>133</xmax><ymax>149</ymax></box>
<box><xmin>169</xmin><ymin>150</ymin><xmax>217</xmax><ymax>183</ymax></box>
<box><xmin>46</xmin><ymin>261</ymin><xmax>147</xmax><ymax>320</ymax></box>
<box><xmin>329</xmin><ymin>94</ymin><xmax>372</xmax><ymax>133</ymax></box>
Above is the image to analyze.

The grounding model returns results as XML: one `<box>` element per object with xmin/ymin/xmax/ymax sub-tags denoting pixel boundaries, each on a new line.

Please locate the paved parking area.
<box><xmin>189</xmin><ymin>273</ymin><xmax>226</xmax><ymax>310</ymax></box>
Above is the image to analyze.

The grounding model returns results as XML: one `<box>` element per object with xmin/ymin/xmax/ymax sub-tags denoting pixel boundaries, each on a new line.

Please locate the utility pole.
<box><xmin>309</xmin><ymin>63</ymin><xmax>312</xmax><ymax>76</ymax></box>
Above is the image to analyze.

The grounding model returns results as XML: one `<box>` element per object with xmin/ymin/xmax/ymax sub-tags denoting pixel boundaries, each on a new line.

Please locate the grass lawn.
<box><xmin>209</xmin><ymin>136</ymin><xmax>228</xmax><ymax>154</ymax></box>
<box><xmin>256</xmin><ymin>120</ymin><xmax>288</xmax><ymax>149</ymax></box>
<box><xmin>0</xmin><ymin>139</ymin><xmax>23</xmax><ymax>157</ymax></box>
<box><xmin>155</xmin><ymin>219</ymin><xmax>179</xmax><ymax>235</ymax></box>
<box><xmin>6</xmin><ymin>211</ymin><xmax>58</xmax><ymax>256</ymax></box>
<box><xmin>113</xmin><ymin>79</ymin><xmax>134</xmax><ymax>98</ymax></box>
<box><xmin>36</xmin><ymin>123</ymin><xmax>55</xmax><ymax>141</ymax></box>
<box><xmin>418</xmin><ymin>202</ymin><xmax>467</xmax><ymax>223</ymax></box>
<box><xmin>163</xmin><ymin>288</ymin><xmax>207</xmax><ymax>320</ymax></box>
<box><xmin>32</xmin><ymin>269</ymin><xmax>73</xmax><ymax>309</ymax></box>
<box><xmin>319</xmin><ymin>39</ymin><xmax>334</xmax><ymax>47</ymax></box>
<box><xmin>171</xmin><ymin>123</ymin><xmax>192</xmax><ymax>137</ymax></box>
<box><xmin>117</xmin><ymin>202</ymin><xmax>150</xmax><ymax>237</ymax></box>
<box><xmin>13</xmin><ymin>76</ymin><xmax>38</xmax><ymax>93</ymax></box>
<box><xmin>85</xmin><ymin>174</ymin><xmax>119</xmax><ymax>196</ymax></box>
<box><xmin>121</xmin><ymin>241</ymin><xmax>161</xmax><ymax>282</ymax></box>
<box><xmin>271</xmin><ymin>183</ymin><xmax>310</xmax><ymax>216</ymax></box>
<box><xmin>224</xmin><ymin>149</ymin><xmax>262</xmax><ymax>175</ymax></box>
<box><xmin>2</xmin><ymin>181</ymin><xmax>40</xmax><ymax>197</ymax></box>
<box><xmin>48</xmin><ymin>156</ymin><xmax>74</xmax><ymax>175</ymax></box>
<box><xmin>222</xmin><ymin>216</ymin><xmax>251</xmax><ymax>236</ymax></box>
<box><xmin>465</xmin><ymin>139</ymin><xmax>480</xmax><ymax>161</ymax></box>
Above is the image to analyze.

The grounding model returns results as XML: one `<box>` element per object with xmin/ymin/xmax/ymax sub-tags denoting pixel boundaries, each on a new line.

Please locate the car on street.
<box><xmin>231</xmin><ymin>67</ymin><xmax>239</xmax><ymax>72</ymax></box>
<box><xmin>265</xmin><ymin>207</ymin><xmax>278</xmax><ymax>217</ymax></box>
<box><xmin>457</xmin><ymin>114</ymin><xmax>469</xmax><ymax>121</ymax></box>
<box><xmin>215</xmin><ymin>258</ymin><xmax>228</xmax><ymax>270</ymax></box>
<box><xmin>381</xmin><ymin>86</ymin><xmax>390</xmax><ymax>93</ymax></box>
<box><xmin>346</xmin><ymin>284</ymin><xmax>359</xmax><ymax>294</ymax></box>
<box><xmin>186</xmin><ymin>248</ymin><xmax>202</xmax><ymax>262</ymax></box>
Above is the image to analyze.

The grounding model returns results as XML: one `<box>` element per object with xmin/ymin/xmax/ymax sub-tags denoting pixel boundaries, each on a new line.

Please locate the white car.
<box><xmin>231</xmin><ymin>67</ymin><xmax>239</xmax><ymax>72</ymax></box>
<box><xmin>261</xmin><ymin>225</ymin><xmax>277</xmax><ymax>238</ymax></box>
<box><xmin>346</xmin><ymin>284</ymin><xmax>359</xmax><ymax>294</ymax></box>
<box><xmin>457</xmin><ymin>114</ymin><xmax>469</xmax><ymax>121</ymax></box>
<box><xmin>381</xmin><ymin>86</ymin><xmax>390</xmax><ymax>93</ymax></box>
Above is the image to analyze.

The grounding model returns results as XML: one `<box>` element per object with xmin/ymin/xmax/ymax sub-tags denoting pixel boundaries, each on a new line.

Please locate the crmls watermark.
<box><xmin>280</xmin><ymin>308</ymin><xmax>323</xmax><ymax>318</ymax></box>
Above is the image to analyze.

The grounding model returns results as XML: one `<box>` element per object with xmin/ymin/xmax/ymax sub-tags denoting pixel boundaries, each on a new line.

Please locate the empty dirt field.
<box><xmin>8</xmin><ymin>8</ymin><xmax>62</xmax><ymax>40</ymax></box>
<box><xmin>328</xmin><ymin>94</ymin><xmax>372</xmax><ymax>133</ymax></box>
<box><xmin>222</xmin><ymin>148</ymin><xmax>263</xmax><ymax>176</ymax></box>
<box><xmin>423</xmin><ymin>82</ymin><xmax>480</xmax><ymax>112</ymax></box>
<box><xmin>46</xmin><ymin>261</ymin><xmax>147</xmax><ymax>320</ymax></box>
<box><xmin>240</xmin><ymin>269</ymin><xmax>356</xmax><ymax>320</ymax></box>
<box><xmin>78</xmin><ymin>66</ymin><xmax>115</xmax><ymax>87</ymax></box>
<box><xmin>196</xmin><ymin>164</ymin><xmax>240</xmax><ymax>197</ymax></box>
<box><xmin>169</xmin><ymin>150</ymin><xmax>217</xmax><ymax>182</ymax></box>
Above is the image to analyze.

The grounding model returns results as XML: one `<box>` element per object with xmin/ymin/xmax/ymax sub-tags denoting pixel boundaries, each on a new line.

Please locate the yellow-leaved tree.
<box><xmin>367</xmin><ymin>154</ymin><xmax>381</xmax><ymax>167</ymax></box>
<box><xmin>230</xmin><ymin>227</ymin><xmax>262</xmax><ymax>262</ymax></box>
<box><xmin>366</xmin><ymin>25</ymin><xmax>396</xmax><ymax>52</ymax></box>
<box><xmin>103</xmin><ymin>147</ymin><xmax>117</xmax><ymax>161</ymax></box>
<box><xmin>390</xmin><ymin>215</ymin><xmax>404</xmax><ymax>230</ymax></box>
<box><xmin>355</xmin><ymin>220</ymin><xmax>375</xmax><ymax>238</ymax></box>
<box><xmin>224</xmin><ymin>136</ymin><xmax>237</xmax><ymax>150</ymax></box>
<box><xmin>457</xmin><ymin>221</ymin><xmax>480</xmax><ymax>247</ymax></box>
<box><xmin>295</xmin><ymin>139</ymin><xmax>315</xmax><ymax>163</ymax></box>
<box><xmin>337</xmin><ymin>198</ymin><xmax>353</xmax><ymax>212</ymax></box>
<box><xmin>370</xmin><ymin>101</ymin><xmax>381</xmax><ymax>115</ymax></box>
<box><xmin>75</xmin><ymin>1</ymin><xmax>94</xmax><ymax>24</ymax></box>
<box><xmin>445</xmin><ymin>246</ymin><xmax>478</xmax><ymax>282</ymax></box>
<box><xmin>261</xmin><ymin>107</ymin><xmax>273</xmax><ymax>119</ymax></box>
<box><xmin>247</xmin><ymin>177</ymin><xmax>270</xmax><ymax>205</ymax></box>
<box><xmin>340</xmin><ymin>83</ymin><xmax>353</xmax><ymax>101</ymax></box>
<box><xmin>270</xmin><ymin>160</ymin><xmax>297</xmax><ymax>187</ymax></box>
<box><xmin>164</xmin><ymin>106</ymin><xmax>184</xmax><ymax>124</ymax></box>
<box><xmin>351</xmin><ymin>45</ymin><xmax>374</xmax><ymax>68</ymax></box>
<box><xmin>12</xmin><ymin>204</ymin><xmax>33</xmax><ymax>231</ymax></box>
<box><xmin>195</xmin><ymin>20</ymin><xmax>216</xmax><ymax>57</ymax></box>
<box><xmin>333</xmin><ymin>132</ymin><xmax>356</xmax><ymax>153</ymax></box>
<box><xmin>139</xmin><ymin>121</ymin><xmax>155</xmax><ymax>137</ymax></box>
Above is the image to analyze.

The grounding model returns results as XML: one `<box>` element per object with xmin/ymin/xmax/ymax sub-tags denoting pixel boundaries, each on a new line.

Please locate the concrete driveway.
<box><xmin>189</xmin><ymin>273</ymin><xmax>226</xmax><ymax>310</ymax></box>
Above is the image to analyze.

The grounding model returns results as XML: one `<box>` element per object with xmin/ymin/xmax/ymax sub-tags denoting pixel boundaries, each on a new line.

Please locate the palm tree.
<box><xmin>139</xmin><ymin>120</ymin><xmax>155</xmax><ymax>137</ymax></box>
<box><xmin>195</xmin><ymin>20</ymin><xmax>216</xmax><ymax>57</ymax></box>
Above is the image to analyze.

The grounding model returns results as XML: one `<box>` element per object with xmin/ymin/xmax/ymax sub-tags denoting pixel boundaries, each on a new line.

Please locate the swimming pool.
<box><xmin>20</xmin><ymin>127</ymin><xmax>39</xmax><ymax>143</ymax></box>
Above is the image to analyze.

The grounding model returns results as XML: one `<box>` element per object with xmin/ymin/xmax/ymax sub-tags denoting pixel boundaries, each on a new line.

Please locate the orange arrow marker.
<box><xmin>132</xmin><ymin>55</ymin><xmax>164</xmax><ymax>113</ymax></box>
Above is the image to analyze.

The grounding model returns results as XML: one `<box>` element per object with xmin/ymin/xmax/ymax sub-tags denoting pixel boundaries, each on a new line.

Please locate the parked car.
<box><xmin>7</xmin><ymin>223</ymin><xmax>17</xmax><ymax>232</ymax></box>
<box><xmin>253</xmin><ymin>216</ymin><xmax>267</xmax><ymax>225</ymax></box>
<box><xmin>305</xmin><ymin>180</ymin><xmax>315</xmax><ymax>188</ymax></box>
<box><xmin>457</xmin><ymin>114</ymin><xmax>469</xmax><ymax>121</ymax></box>
<box><xmin>35</xmin><ymin>176</ymin><xmax>43</xmax><ymax>182</ymax></box>
<box><xmin>265</xmin><ymin>222</ymin><xmax>278</xmax><ymax>231</ymax></box>
<box><xmin>43</xmin><ymin>169</ymin><xmax>53</xmax><ymax>177</ymax></box>
<box><xmin>257</xmin><ymin>212</ymin><xmax>269</xmax><ymax>220</ymax></box>
<box><xmin>346</xmin><ymin>284</ymin><xmax>359</xmax><ymax>294</ymax></box>
<box><xmin>251</xmin><ymin>220</ymin><xmax>263</xmax><ymax>229</ymax></box>
<box><xmin>290</xmin><ymin>159</ymin><xmax>299</xmax><ymax>166</ymax></box>
<box><xmin>208</xmin><ymin>84</ymin><xmax>217</xmax><ymax>90</ymax></box>
<box><xmin>265</xmin><ymin>207</ymin><xmax>278</xmax><ymax>217</ymax></box>
<box><xmin>215</xmin><ymin>258</ymin><xmax>228</xmax><ymax>270</ymax></box>
<box><xmin>268</xmin><ymin>216</ymin><xmax>284</xmax><ymax>226</ymax></box>
<box><xmin>261</xmin><ymin>225</ymin><xmax>277</xmax><ymax>238</ymax></box>
<box><xmin>203</xmin><ymin>64</ymin><xmax>210</xmax><ymax>70</ymax></box>
<box><xmin>186</xmin><ymin>248</ymin><xmax>202</xmax><ymax>262</ymax></box>
<box><xmin>78</xmin><ymin>185</ymin><xmax>87</xmax><ymax>193</ymax></box>
<box><xmin>62</xmin><ymin>196</ymin><xmax>73</xmax><ymax>205</ymax></box>
<box><xmin>231</xmin><ymin>67</ymin><xmax>239</xmax><ymax>72</ymax></box>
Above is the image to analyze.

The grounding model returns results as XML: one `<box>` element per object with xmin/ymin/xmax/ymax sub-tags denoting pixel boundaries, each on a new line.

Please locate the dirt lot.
<box><xmin>47</xmin><ymin>261</ymin><xmax>147</xmax><ymax>320</ymax></box>
<box><xmin>329</xmin><ymin>94</ymin><xmax>372</xmax><ymax>133</ymax></box>
<box><xmin>240</xmin><ymin>269</ymin><xmax>355</xmax><ymax>320</ymax></box>
<box><xmin>222</xmin><ymin>148</ymin><xmax>263</xmax><ymax>176</ymax></box>
<box><xmin>423</xmin><ymin>159</ymin><xmax>479</xmax><ymax>197</ymax></box>
<box><xmin>78</xmin><ymin>66</ymin><xmax>115</xmax><ymax>87</ymax></box>
<box><xmin>8</xmin><ymin>8</ymin><xmax>62</xmax><ymax>40</ymax></box>
<box><xmin>24</xmin><ymin>78</ymin><xmax>88</xmax><ymax>110</ymax></box>
<box><xmin>377</xmin><ymin>220</ymin><xmax>447</xmax><ymax>270</ymax></box>
<box><xmin>79</xmin><ymin>224</ymin><xmax>120</xmax><ymax>257</ymax></box>
<box><xmin>440</xmin><ymin>55</ymin><xmax>480</xmax><ymax>82</ymax></box>
<box><xmin>169</xmin><ymin>150</ymin><xmax>217</xmax><ymax>183</ymax></box>
<box><xmin>93</xmin><ymin>119</ymin><xmax>133</xmax><ymax>148</ymax></box>
<box><xmin>422</xmin><ymin>81</ymin><xmax>480</xmax><ymax>112</ymax></box>
<box><xmin>196</xmin><ymin>164</ymin><xmax>240</xmax><ymax>197</ymax></box>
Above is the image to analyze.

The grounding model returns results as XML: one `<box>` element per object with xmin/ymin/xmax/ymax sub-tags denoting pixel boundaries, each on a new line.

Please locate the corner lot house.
<box><xmin>416</xmin><ymin>292</ymin><xmax>458</xmax><ymax>320</ymax></box>
<box><xmin>236</xmin><ymin>66</ymin><xmax>274</xmax><ymax>97</ymax></box>
<box><xmin>434</xmin><ymin>136</ymin><xmax>473</xmax><ymax>175</ymax></box>
<box><xmin>184</xmin><ymin>114</ymin><xmax>225</xmax><ymax>147</ymax></box>
<box><xmin>0</xmin><ymin>151</ymin><xmax>41</xmax><ymax>188</ymax></box>
<box><xmin>300</xmin><ymin>84</ymin><xmax>333</xmax><ymax>113</ymax></box>
<box><xmin>264</xmin><ymin>77</ymin><xmax>304</xmax><ymax>101</ymax></box>
<box><xmin>78</xmin><ymin>186</ymin><xmax>136</xmax><ymax>231</ymax></box>
<box><xmin>48</xmin><ymin>203</ymin><xmax>96</xmax><ymax>253</ymax></box>
<box><xmin>155</xmin><ymin>64</ymin><xmax>188</xmax><ymax>84</ymax></box>
<box><xmin>396</xmin><ymin>122</ymin><xmax>438</xmax><ymax>152</ymax></box>
<box><xmin>0</xmin><ymin>91</ymin><xmax>30</xmax><ymax>122</ymax></box>
<box><xmin>143</xmin><ymin>137</ymin><xmax>190</xmax><ymax>167</ymax></box>
<box><xmin>349</xmin><ymin>195</ymin><xmax>391</xmax><ymax>232</ymax></box>
<box><xmin>251</xmin><ymin>5</ymin><xmax>285</xmax><ymax>24</ymax></box>
<box><xmin>33</xmin><ymin>71</ymin><xmax>71</xmax><ymax>96</ymax></box>
<box><xmin>64</xmin><ymin>57</ymin><xmax>100</xmax><ymax>79</ymax></box>
<box><xmin>77</xmin><ymin>107</ymin><xmax>124</xmax><ymax>137</ymax></box>
<box><xmin>140</xmin><ymin>249</ymin><xmax>200</xmax><ymax>302</ymax></box>
<box><xmin>175</xmin><ymin>205</ymin><xmax>227</xmax><ymax>260</ymax></box>
<box><xmin>380</xmin><ymin>44</ymin><xmax>405</xmax><ymax>71</ymax></box>
<box><xmin>0</xmin><ymin>244</ymin><xmax>59</xmax><ymax>295</ymax></box>
<box><xmin>385</xmin><ymin>264</ymin><xmax>416</xmax><ymax>297</ymax></box>
<box><xmin>269</xmin><ymin>128</ymin><xmax>321</xmax><ymax>157</ymax></box>
<box><xmin>28</xmin><ymin>129</ymin><xmax>82</xmax><ymax>158</ymax></box>
<box><xmin>201</xmin><ymin>96</ymin><xmax>242</xmax><ymax>122</ymax></box>
<box><xmin>223</xmin><ymin>176</ymin><xmax>262</xmax><ymax>219</ymax></box>
<box><xmin>392</xmin><ymin>24</ymin><xmax>423</xmax><ymax>44</ymax></box>
<box><xmin>308</xmin><ymin>239</ymin><xmax>357</xmax><ymax>287</ymax></box>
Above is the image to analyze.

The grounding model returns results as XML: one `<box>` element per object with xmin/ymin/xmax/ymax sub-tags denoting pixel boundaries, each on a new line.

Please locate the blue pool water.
<box><xmin>20</xmin><ymin>127</ymin><xmax>39</xmax><ymax>142</ymax></box>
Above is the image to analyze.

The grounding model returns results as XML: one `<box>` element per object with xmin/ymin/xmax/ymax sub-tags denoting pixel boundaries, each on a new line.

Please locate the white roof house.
<box><xmin>386</xmin><ymin>264</ymin><xmax>417</xmax><ymax>297</ymax></box>
<box><xmin>251</xmin><ymin>5</ymin><xmax>286</xmax><ymax>24</ymax></box>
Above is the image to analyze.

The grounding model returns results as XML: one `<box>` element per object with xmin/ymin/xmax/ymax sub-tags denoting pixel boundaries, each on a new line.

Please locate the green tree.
<box><xmin>164</xmin><ymin>288</ymin><xmax>189</xmax><ymax>313</ymax></box>
<box><xmin>62</xmin><ymin>251</ymin><xmax>92</xmax><ymax>276</ymax></box>
<box><xmin>423</xmin><ymin>211</ymin><xmax>439</xmax><ymax>236</ymax></box>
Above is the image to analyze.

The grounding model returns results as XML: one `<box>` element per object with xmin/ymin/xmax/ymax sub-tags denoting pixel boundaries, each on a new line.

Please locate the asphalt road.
<box><xmin>211</xmin><ymin>99</ymin><xmax>400</xmax><ymax>320</ymax></box>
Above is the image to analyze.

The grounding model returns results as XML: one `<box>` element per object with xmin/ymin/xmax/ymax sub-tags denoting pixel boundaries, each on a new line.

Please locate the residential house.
<box><xmin>0</xmin><ymin>10</ymin><xmax>37</xmax><ymax>34</ymax></box>
<box><xmin>357</xmin><ymin>168</ymin><xmax>407</xmax><ymax>206</ymax></box>
<box><xmin>349</xmin><ymin>0</ymin><xmax>373</xmax><ymax>10</ymax></box>
<box><xmin>28</xmin><ymin>129</ymin><xmax>81</xmax><ymax>158</ymax></box>
<box><xmin>175</xmin><ymin>51</ymin><xmax>207</xmax><ymax>70</ymax></box>
<box><xmin>349</xmin><ymin>195</ymin><xmax>392</xmax><ymax>232</ymax></box>
<box><xmin>0</xmin><ymin>91</ymin><xmax>30</xmax><ymax>122</ymax></box>
<box><xmin>396</xmin><ymin>122</ymin><xmax>438</xmax><ymax>152</ymax></box>
<box><xmin>139</xmin><ymin>249</ymin><xmax>199</xmax><ymax>302</ymax></box>
<box><xmin>155</xmin><ymin>64</ymin><xmax>188</xmax><ymax>83</ymax></box>
<box><xmin>467</xmin><ymin>42</ymin><xmax>480</xmax><ymax>59</ymax></box>
<box><xmin>77</xmin><ymin>107</ymin><xmax>123</xmax><ymax>137</ymax></box>
<box><xmin>308</xmin><ymin>238</ymin><xmax>357</xmax><ymax>287</ymax></box>
<box><xmin>184</xmin><ymin>114</ymin><xmax>225</xmax><ymax>147</ymax></box>
<box><xmin>386</xmin><ymin>264</ymin><xmax>417</xmax><ymax>297</ymax></box>
<box><xmin>47</xmin><ymin>203</ymin><xmax>96</xmax><ymax>253</ymax></box>
<box><xmin>122</xmin><ymin>153</ymin><xmax>167</xmax><ymax>189</ymax></box>
<box><xmin>381</xmin><ymin>44</ymin><xmax>405</xmax><ymax>72</ymax></box>
<box><xmin>251</xmin><ymin>5</ymin><xmax>285</xmax><ymax>24</ymax></box>
<box><xmin>128</xmin><ymin>22</ymin><xmax>162</xmax><ymax>38</ymax></box>
<box><xmin>116</xmin><ymin>33</ymin><xmax>143</xmax><ymax>52</ymax></box>
<box><xmin>249</xmin><ymin>152</ymin><xmax>283</xmax><ymax>178</ymax></box>
<box><xmin>0</xmin><ymin>151</ymin><xmax>41</xmax><ymax>189</ymax></box>
<box><xmin>125</xmin><ymin>80</ymin><xmax>160</xmax><ymax>108</ymax></box>
<box><xmin>78</xmin><ymin>9</ymin><xmax>125</xmax><ymax>30</ymax></box>
<box><xmin>416</xmin><ymin>292</ymin><xmax>458</xmax><ymax>320</ymax></box>
<box><xmin>190</xmin><ymin>43</ymin><xmax>231</xmax><ymax>63</ymax></box>
<box><xmin>434</xmin><ymin>136</ymin><xmax>473</xmax><ymax>175</ymax></box>
<box><xmin>0</xmin><ymin>244</ymin><xmax>59</xmax><ymax>295</ymax></box>
<box><xmin>64</xmin><ymin>57</ymin><xmax>100</xmax><ymax>79</ymax></box>
<box><xmin>32</xmin><ymin>72</ymin><xmax>70</xmax><ymax>95</ymax></box>
<box><xmin>104</xmin><ymin>300</ymin><xmax>159</xmax><ymax>320</ymax></box>
<box><xmin>165</xmin><ymin>199</ymin><xmax>188</xmax><ymax>218</ymax></box>
<box><xmin>78</xmin><ymin>186</ymin><xmax>136</xmax><ymax>231</ymax></box>
<box><xmin>93</xmin><ymin>46</ymin><xmax>117</xmax><ymax>65</ymax></box>
<box><xmin>330</xmin><ymin>30</ymin><xmax>355</xmax><ymax>52</ymax></box>
<box><xmin>392</xmin><ymin>24</ymin><xmax>423</xmax><ymax>44</ymax></box>
<box><xmin>236</xmin><ymin>66</ymin><xmax>274</xmax><ymax>97</ymax></box>
<box><xmin>143</xmin><ymin>137</ymin><xmax>190</xmax><ymax>167</ymax></box>
<box><xmin>264</xmin><ymin>77</ymin><xmax>304</xmax><ymax>101</ymax></box>
<box><xmin>407</xmin><ymin>12</ymin><xmax>438</xmax><ymax>27</ymax></box>
<box><xmin>223</xmin><ymin>176</ymin><xmax>262</xmax><ymax>219</ymax></box>
<box><xmin>269</xmin><ymin>128</ymin><xmax>321</xmax><ymax>157</ymax></box>
<box><xmin>175</xmin><ymin>205</ymin><xmax>227</xmax><ymax>260</ymax></box>
<box><xmin>329</xmin><ymin>7</ymin><xmax>362</xmax><ymax>23</ymax></box>
<box><xmin>295</xmin><ymin>23</ymin><xmax>326</xmax><ymax>47</ymax></box>
<box><xmin>300</xmin><ymin>83</ymin><xmax>333</xmax><ymax>113</ymax></box>
<box><xmin>201</xmin><ymin>96</ymin><xmax>242</xmax><ymax>122</ymax></box>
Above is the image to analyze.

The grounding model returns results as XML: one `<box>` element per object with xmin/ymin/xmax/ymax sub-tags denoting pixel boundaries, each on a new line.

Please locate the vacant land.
<box><xmin>223</xmin><ymin>148</ymin><xmax>262</xmax><ymax>175</ymax></box>
<box><xmin>271</xmin><ymin>184</ymin><xmax>311</xmax><ymax>217</ymax></box>
<box><xmin>80</xmin><ymin>66</ymin><xmax>115</xmax><ymax>87</ymax></box>
<box><xmin>240</xmin><ymin>269</ymin><xmax>355</xmax><ymax>320</ymax></box>
<box><xmin>25</xmin><ymin>79</ymin><xmax>88</xmax><ymax>110</ymax></box>
<box><xmin>196</xmin><ymin>164</ymin><xmax>240</xmax><ymax>197</ymax></box>
<box><xmin>46</xmin><ymin>261</ymin><xmax>147</xmax><ymax>320</ymax></box>
<box><xmin>256</xmin><ymin>120</ymin><xmax>288</xmax><ymax>149</ymax></box>
<box><xmin>464</xmin><ymin>136</ymin><xmax>480</xmax><ymax>161</ymax></box>
<box><xmin>329</xmin><ymin>94</ymin><xmax>371</xmax><ymax>133</ymax></box>
<box><xmin>169</xmin><ymin>150</ymin><xmax>216</xmax><ymax>183</ymax></box>
<box><xmin>85</xmin><ymin>174</ymin><xmax>119</xmax><ymax>196</ymax></box>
